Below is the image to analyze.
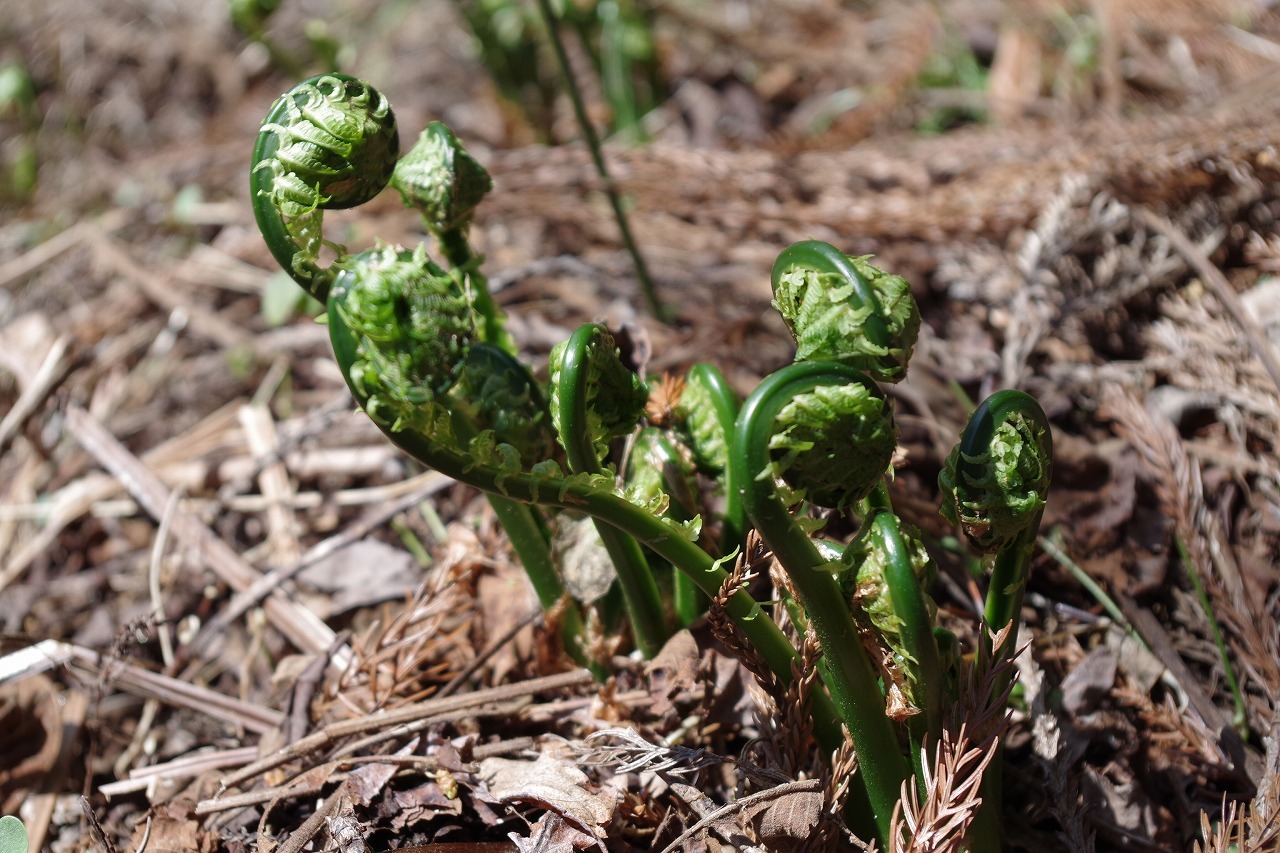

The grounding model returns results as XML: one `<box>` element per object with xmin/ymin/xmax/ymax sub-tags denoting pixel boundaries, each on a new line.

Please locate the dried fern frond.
<box><xmin>1102</xmin><ymin>386</ymin><xmax>1278</xmax><ymax>726</ymax></box>
<box><xmin>1019</xmin><ymin>644</ymin><xmax>1095</xmax><ymax>852</ymax></box>
<box><xmin>947</xmin><ymin>622</ymin><xmax>1018</xmax><ymax>748</ymax></box>
<box><xmin>581</xmin><ymin>726</ymin><xmax>729</xmax><ymax>777</ymax></box>
<box><xmin>888</xmin><ymin>725</ymin><xmax>996</xmax><ymax>853</ymax></box>
<box><xmin>1198</xmin><ymin>732</ymin><xmax>1280</xmax><ymax>852</ymax></box>
<box><xmin>778</xmin><ymin>624</ymin><xmax>823</xmax><ymax>779</ymax></box>
<box><xmin>707</xmin><ymin>531</ymin><xmax>782</xmax><ymax>705</ymax></box>
<box><xmin>331</xmin><ymin>569</ymin><xmax>469</xmax><ymax>715</ymax></box>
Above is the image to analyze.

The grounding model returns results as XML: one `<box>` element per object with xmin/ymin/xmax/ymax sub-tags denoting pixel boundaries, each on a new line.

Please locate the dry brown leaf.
<box><xmin>131</xmin><ymin>801</ymin><xmax>217</xmax><ymax>853</ymax></box>
<box><xmin>479</xmin><ymin>753</ymin><xmax>617</xmax><ymax>837</ymax></box>
<box><xmin>744</xmin><ymin>789</ymin><xmax>825</xmax><ymax>846</ymax></box>
<box><xmin>509</xmin><ymin>811</ymin><xmax>601</xmax><ymax>852</ymax></box>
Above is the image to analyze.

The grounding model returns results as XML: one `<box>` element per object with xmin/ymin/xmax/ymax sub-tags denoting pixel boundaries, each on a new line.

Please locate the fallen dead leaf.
<box><xmin>479</xmin><ymin>753</ymin><xmax>617</xmax><ymax>838</ymax></box>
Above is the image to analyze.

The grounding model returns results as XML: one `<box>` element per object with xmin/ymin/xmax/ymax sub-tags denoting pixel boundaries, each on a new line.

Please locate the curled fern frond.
<box><xmin>391</xmin><ymin>121</ymin><xmax>494</xmax><ymax>234</ymax></box>
<box><xmin>762</xmin><ymin>369</ymin><xmax>897</xmax><ymax>509</ymax></box>
<box><xmin>329</xmin><ymin>244</ymin><xmax>473</xmax><ymax>433</ymax></box>
<box><xmin>673</xmin><ymin>362</ymin><xmax>737</xmax><ymax>475</ymax></box>
<box><xmin>939</xmin><ymin>390</ymin><xmax>1052</xmax><ymax>554</ymax></box>
<box><xmin>771</xmin><ymin>241</ymin><xmax>920</xmax><ymax>383</ymax></box>
<box><xmin>549</xmin><ymin>323</ymin><xmax>650</xmax><ymax>469</ymax></box>
<box><xmin>251</xmin><ymin>73</ymin><xmax>399</xmax><ymax>297</ymax></box>
<box><xmin>625</xmin><ymin>426</ymin><xmax>698</xmax><ymax>522</ymax></box>
<box><xmin>450</xmin><ymin>343</ymin><xmax>557</xmax><ymax>467</ymax></box>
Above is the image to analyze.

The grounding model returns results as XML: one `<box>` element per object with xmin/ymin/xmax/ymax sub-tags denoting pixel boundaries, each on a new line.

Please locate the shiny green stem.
<box><xmin>733</xmin><ymin>361</ymin><xmax>909</xmax><ymax>843</ymax></box>
<box><xmin>686</xmin><ymin>362</ymin><xmax>744</xmax><ymax>554</ymax></box>
<box><xmin>485</xmin><ymin>494</ymin><xmax>599</xmax><ymax>675</ymax></box>
<box><xmin>556</xmin><ymin>323</ymin><xmax>668</xmax><ymax>658</ymax></box>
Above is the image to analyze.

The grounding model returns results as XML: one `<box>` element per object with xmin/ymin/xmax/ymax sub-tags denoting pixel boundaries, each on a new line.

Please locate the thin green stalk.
<box><xmin>1177</xmin><ymin>536</ymin><xmax>1249</xmax><ymax>737</ymax></box>
<box><xmin>531</xmin><ymin>0</ymin><xmax>668</xmax><ymax>321</ymax></box>
<box><xmin>1039</xmin><ymin>528</ymin><xmax>1145</xmax><ymax>648</ymax></box>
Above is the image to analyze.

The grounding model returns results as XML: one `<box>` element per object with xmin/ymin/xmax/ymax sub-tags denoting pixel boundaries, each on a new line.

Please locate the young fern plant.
<box><xmin>250</xmin><ymin>72</ymin><xmax>1055</xmax><ymax>850</ymax></box>
<box><xmin>250</xmin><ymin>74</ymin><xmax>822</xmax><ymax>708</ymax></box>
<box><xmin>939</xmin><ymin>389</ymin><xmax>1053</xmax><ymax>657</ymax></box>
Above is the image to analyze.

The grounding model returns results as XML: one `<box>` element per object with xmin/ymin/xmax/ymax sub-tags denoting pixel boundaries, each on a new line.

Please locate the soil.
<box><xmin>1</xmin><ymin>1</ymin><xmax>1277</xmax><ymax>851</ymax></box>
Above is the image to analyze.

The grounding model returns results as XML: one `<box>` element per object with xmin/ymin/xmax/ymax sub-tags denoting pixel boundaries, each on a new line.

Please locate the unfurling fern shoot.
<box><xmin>252</xmin><ymin>74</ymin><xmax>398</xmax><ymax>299</ymax></box>
<box><xmin>939</xmin><ymin>388</ymin><xmax>1053</xmax><ymax>649</ymax></box>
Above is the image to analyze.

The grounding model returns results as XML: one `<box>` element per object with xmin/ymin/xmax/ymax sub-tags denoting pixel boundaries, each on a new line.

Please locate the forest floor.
<box><xmin>1</xmin><ymin>0</ymin><xmax>1278</xmax><ymax>850</ymax></box>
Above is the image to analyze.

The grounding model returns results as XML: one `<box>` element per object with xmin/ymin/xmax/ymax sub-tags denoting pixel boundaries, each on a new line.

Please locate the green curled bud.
<box><xmin>549</xmin><ymin>324</ymin><xmax>649</xmax><ymax>467</ymax></box>
<box><xmin>391</xmin><ymin>121</ymin><xmax>493</xmax><ymax>233</ymax></box>
<box><xmin>328</xmin><ymin>244</ymin><xmax>473</xmax><ymax>434</ymax></box>
<box><xmin>771</xmin><ymin>241</ymin><xmax>920</xmax><ymax>383</ymax></box>
<box><xmin>257</xmin><ymin>74</ymin><xmax>399</xmax><ymax>213</ymax></box>
<box><xmin>449</xmin><ymin>343</ymin><xmax>557</xmax><ymax>466</ymax></box>
<box><xmin>939</xmin><ymin>389</ymin><xmax>1052</xmax><ymax>554</ymax></box>
<box><xmin>764</xmin><ymin>368</ymin><xmax>897</xmax><ymax>509</ymax></box>
<box><xmin>251</xmin><ymin>74</ymin><xmax>399</xmax><ymax>295</ymax></box>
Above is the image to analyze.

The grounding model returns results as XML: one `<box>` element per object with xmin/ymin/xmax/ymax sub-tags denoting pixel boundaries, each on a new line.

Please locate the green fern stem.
<box><xmin>732</xmin><ymin>360</ymin><xmax>909</xmax><ymax>842</ymax></box>
<box><xmin>678</xmin><ymin>362</ymin><xmax>744</xmax><ymax>553</ymax></box>
<box><xmin>531</xmin><ymin>0</ymin><xmax>668</xmax><ymax>321</ymax></box>
<box><xmin>552</xmin><ymin>323</ymin><xmax>668</xmax><ymax>657</ymax></box>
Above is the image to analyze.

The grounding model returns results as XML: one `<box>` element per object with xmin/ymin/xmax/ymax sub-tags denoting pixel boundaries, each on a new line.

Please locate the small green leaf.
<box><xmin>0</xmin><ymin>815</ymin><xmax>28</xmax><ymax>853</ymax></box>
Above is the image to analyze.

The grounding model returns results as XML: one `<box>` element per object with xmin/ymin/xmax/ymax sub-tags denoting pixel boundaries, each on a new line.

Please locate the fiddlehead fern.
<box><xmin>392</xmin><ymin>121</ymin><xmax>494</xmax><ymax>237</ymax></box>
<box><xmin>672</xmin><ymin>363</ymin><xmax>744</xmax><ymax>552</ymax></box>
<box><xmin>331</xmin><ymin>245</ymin><xmax>472</xmax><ymax>429</ymax></box>
<box><xmin>771</xmin><ymin>240</ymin><xmax>920</xmax><ymax>383</ymax></box>
<box><xmin>549</xmin><ymin>323</ymin><xmax>650</xmax><ymax>469</ymax></box>
<box><xmin>733</xmin><ymin>360</ymin><xmax>907</xmax><ymax>838</ymax></box>
<box><xmin>938</xmin><ymin>389</ymin><xmax>1052</xmax><ymax>853</ymax></box>
<box><xmin>625</xmin><ymin>426</ymin><xmax>703</xmax><ymax>625</ymax></box>
<box><xmin>765</xmin><ymin>375</ymin><xmax>897</xmax><ymax>510</ymax></box>
<box><xmin>939</xmin><ymin>389</ymin><xmax>1052</xmax><ymax>646</ymax></box>
<box><xmin>391</xmin><ymin>121</ymin><xmax>512</xmax><ymax>353</ymax></box>
<box><xmin>939</xmin><ymin>390</ymin><xmax>1052</xmax><ymax>557</ymax></box>
<box><xmin>251</xmin><ymin>74</ymin><xmax>399</xmax><ymax>300</ymax></box>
